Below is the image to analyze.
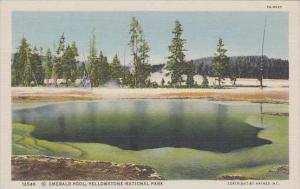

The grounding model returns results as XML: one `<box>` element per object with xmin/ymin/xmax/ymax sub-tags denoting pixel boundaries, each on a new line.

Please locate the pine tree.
<box><xmin>166</xmin><ymin>20</ymin><xmax>186</xmax><ymax>87</ymax></box>
<box><xmin>23</xmin><ymin>47</ymin><xmax>32</xmax><ymax>86</ymax></box>
<box><xmin>55</xmin><ymin>33</ymin><xmax>66</xmax><ymax>81</ymax></box>
<box><xmin>137</xmin><ymin>37</ymin><xmax>151</xmax><ymax>87</ymax></box>
<box><xmin>11</xmin><ymin>55</ymin><xmax>18</xmax><ymax>86</ymax></box>
<box><xmin>11</xmin><ymin>64</ymin><xmax>17</xmax><ymax>86</ymax></box>
<box><xmin>129</xmin><ymin>17</ymin><xmax>139</xmax><ymax>79</ymax></box>
<box><xmin>62</xmin><ymin>44</ymin><xmax>78</xmax><ymax>85</ymax></box>
<box><xmin>185</xmin><ymin>61</ymin><xmax>196</xmax><ymax>88</ymax></box>
<box><xmin>78</xmin><ymin>63</ymin><xmax>86</xmax><ymax>79</ymax></box>
<box><xmin>201</xmin><ymin>74</ymin><xmax>209</xmax><ymax>88</ymax></box>
<box><xmin>121</xmin><ymin>68</ymin><xmax>134</xmax><ymax>88</ymax></box>
<box><xmin>70</xmin><ymin>41</ymin><xmax>79</xmax><ymax>82</ymax></box>
<box><xmin>51</xmin><ymin>63</ymin><xmax>59</xmax><ymax>86</ymax></box>
<box><xmin>12</xmin><ymin>37</ymin><xmax>31</xmax><ymax>86</ymax></box>
<box><xmin>230</xmin><ymin>75</ymin><xmax>237</xmax><ymax>86</ymax></box>
<box><xmin>110</xmin><ymin>54</ymin><xmax>122</xmax><ymax>84</ymax></box>
<box><xmin>212</xmin><ymin>38</ymin><xmax>229</xmax><ymax>87</ymax></box>
<box><xmin>138</xmin><ymin>39</ymin><xmax>151</xmax><ymax>87</ymax></box>
<box><xmin>98</xmin><ymin>51</ymin><xmax>110</xmax><ymax>85</ymax></box>
<box><xmin>31</xmin><ymin>47</ymin><xmax>44</xmax><ymax>85</ymax></box>
<box><xmin>161</xmin><ymin>78</ymin><xmax>165</xmax><ymax>87</ymax></box>
<box><xmin>45</xmin><ymin>48</ymin><xmax>53</xmax><ymax>84</ymax></box>
<box><xmin>129</xmin><ymin>17</ymin><xmax>151</xmax><ymax>88</ymax></box>
<box><xmin>88</xmin><ymin>32</ymin><xmax>100</xmax><ymax>87</ymax></box>
<box><xmin>56</xmin><ymin>33</ymin><xmax>65</xmax><ymax>56</ymax></box>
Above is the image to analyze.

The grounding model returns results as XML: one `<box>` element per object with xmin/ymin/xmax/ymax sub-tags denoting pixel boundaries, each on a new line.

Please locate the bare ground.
<box><xmin>218</xmin><ymin>165</ymin><xmax>289</xmax><ymax>180</ymax></box>
<box><xmin>12</xmin><ymin>155</ymin><xmax>163</xmax><ymax>180</ymax></box>
<box><xmin>12</xmin><ymin>87</ymin><xmax>289</xmax><ymax>103</ymax></box>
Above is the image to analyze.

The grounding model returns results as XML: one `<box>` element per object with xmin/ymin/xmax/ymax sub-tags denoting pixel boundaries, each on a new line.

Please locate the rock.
<box><xmin>12</xmin><ymin>155</ymin><xmax>163</xmax><ymax>180</ymax></box>
<box><xmin>269</xmin><ymin>164</ymin><xmax>289</xmax><ymax>174</ymax></box>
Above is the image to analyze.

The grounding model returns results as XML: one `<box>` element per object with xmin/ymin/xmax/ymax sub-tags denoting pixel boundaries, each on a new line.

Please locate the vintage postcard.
<box><xmin>0</xmin><ymin>0</ymin><xmax>299</xmax><ymax>189</ymax></box>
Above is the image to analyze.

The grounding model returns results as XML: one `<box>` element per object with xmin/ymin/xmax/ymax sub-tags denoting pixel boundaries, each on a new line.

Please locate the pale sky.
<box><xmin>13</xmin><ymin>11</ymin><xmax>288</xmax><ymax>64</ymax></box>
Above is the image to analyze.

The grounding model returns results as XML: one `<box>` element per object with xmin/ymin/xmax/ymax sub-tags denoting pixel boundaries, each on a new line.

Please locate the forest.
<box><xmin>11</xmin><ymin>17</ymin><xmax>288</xmax><ymax>88</ymax></box>
<box><xmin>191</xmin><ymin>56</ymin><xmax>289</xmax><ymax>79</ymax></box>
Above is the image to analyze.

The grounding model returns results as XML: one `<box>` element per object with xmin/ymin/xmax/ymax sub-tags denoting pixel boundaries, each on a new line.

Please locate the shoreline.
<box><xmin>12</xmin><ymin>87</ymin><xmax>289</xmax><ymax>104</ymax></box>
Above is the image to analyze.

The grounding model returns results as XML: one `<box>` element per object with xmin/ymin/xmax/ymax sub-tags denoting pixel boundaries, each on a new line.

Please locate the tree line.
<box><xmin>192</xmin><ymin>56</ymin><xmax>288</xmax><ymax>80</ymax></box>
<box><xmin>12</xmin><ymin>17</ymin><xmax>282</xmax><ymax>88</ymax></box>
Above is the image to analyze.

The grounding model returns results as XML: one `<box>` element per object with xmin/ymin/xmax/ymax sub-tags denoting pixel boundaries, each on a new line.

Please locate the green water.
<box><xmin>12</xmin><ymin>99</ymin><xmax>289</xmax><ymax>179</ymax></box>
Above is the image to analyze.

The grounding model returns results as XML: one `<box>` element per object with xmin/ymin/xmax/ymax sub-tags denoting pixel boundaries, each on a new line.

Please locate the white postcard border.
<box><xmin>0</xmin><ymin>1</ymin><xmax>299</xmax><ymax>189</ymax></box>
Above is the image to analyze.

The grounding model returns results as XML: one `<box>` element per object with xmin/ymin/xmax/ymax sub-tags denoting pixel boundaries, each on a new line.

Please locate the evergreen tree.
<box><xmin>121</xmin><ymin>67</ymin><xmax>135</xmax><ymax>87</ymax></box>
<box><xmin>56</xmin><ymin>33</ymin><xmax>65</xmax><ymax>56</ymax></box>
<box><xmin>110</xmin><ymin>54</ymin><xmax>122</xmax><ymax>84</ymax></box>
<box><xmin>55</xmin><ymin>33</ymin><xmax>66</xmax><ymax>81</ymax></box>
<box><xmin>201</xmin><ymin>74</ymin><xmax>209</xmax><ymax>88</ymax></box>
<box><xmin>212</xmin><ymin>38</ymin><xmax>229</xmax><ymax>87</ymax></box>
<box><xmin>31</xmin><ymin>47</ymin><xmax>44</xmax><ymax>85</ymax></box>
<box><xmin>137</xmin><ymin>37</ymin><xmax>151</xmax><ymax>87</ymax></box>
<box><xmin>11</xmin><ymin>64</ymin><xmax>17</xmax><ymax>86</ymax></box>
<box><xmin>78</xmin><ymin>63</ymin><xmax>86</xmax><ymax>79</ymax></box>
<box><xmin>23</xmin><ymin>47</ymin><xmax>32</xmax><ymax>86</ymax></box>
<box><xmin>51</xmin><ymin>63</ymin><xmax>59</xmax><ymax>86</ymax></box>
<box><xmin>88</xmin><ymin>32</ymin><xmax>100</xmax><ymax>87</ymax></box>
<box><xmin>161</xmin><ymin>78</ymin><xmax>165</xmax><ymax>87</ymax></box>
<box><xmin>230</xmin><ymin>74</ymin><xmax>237</xmax><ymax>86</ymax></box>
<box><xmin>166</xmin><ymin>20</ymin><xmax>186</xmax><ymax>87</ymax></box>
<box><xmin>229</xmin><ymin>62</ymin><xmax>237</xmax><ymax>86</ymax></box>
<box><xmin>45</xmin><ymin>48</ymin><xmax>53</xmax><ymax>84</ymax></box>
<box><xmin>62</xmin><ymin>44</ymin><xmax>78</xmax><ymax>85</ymax></box>
<box><xmin>185</xmin><ymin>61</ymin><xmax>196</xmax><ymax>88</ymax></box>
<box><xmin>70</xmin><ymin>41</ymin><xmax>79</xmax><ymax>82</ymax></box>
<box><xmin>12</xmin><ymin>37</ymin><xmax>31</xmax><ymax>86</ymax></box>
<box><xmin>194</xmin><ymin>56</ymin><xmax>288</xmax><ymax>79</ymax></box>
<box><xmin>129</xmin><ymin>17</ymin><xmax>139</xmax><ymax>84</ymax></box>
<box><xmin>98</xmin><ymin>51</ymin><xmax>110</xmax><ymax>85</ymax></box>
<box><xmin>129</xmin><ymin>17</ymin><xmax>151</xmax><ymax>87</ymax></box>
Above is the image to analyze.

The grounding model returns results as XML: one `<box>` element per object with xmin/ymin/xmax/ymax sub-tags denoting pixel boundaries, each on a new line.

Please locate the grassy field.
<box><xmin>12</xmin><ymin>112</ymin><xmax>288</xmax><ymax>179</ymax></box>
